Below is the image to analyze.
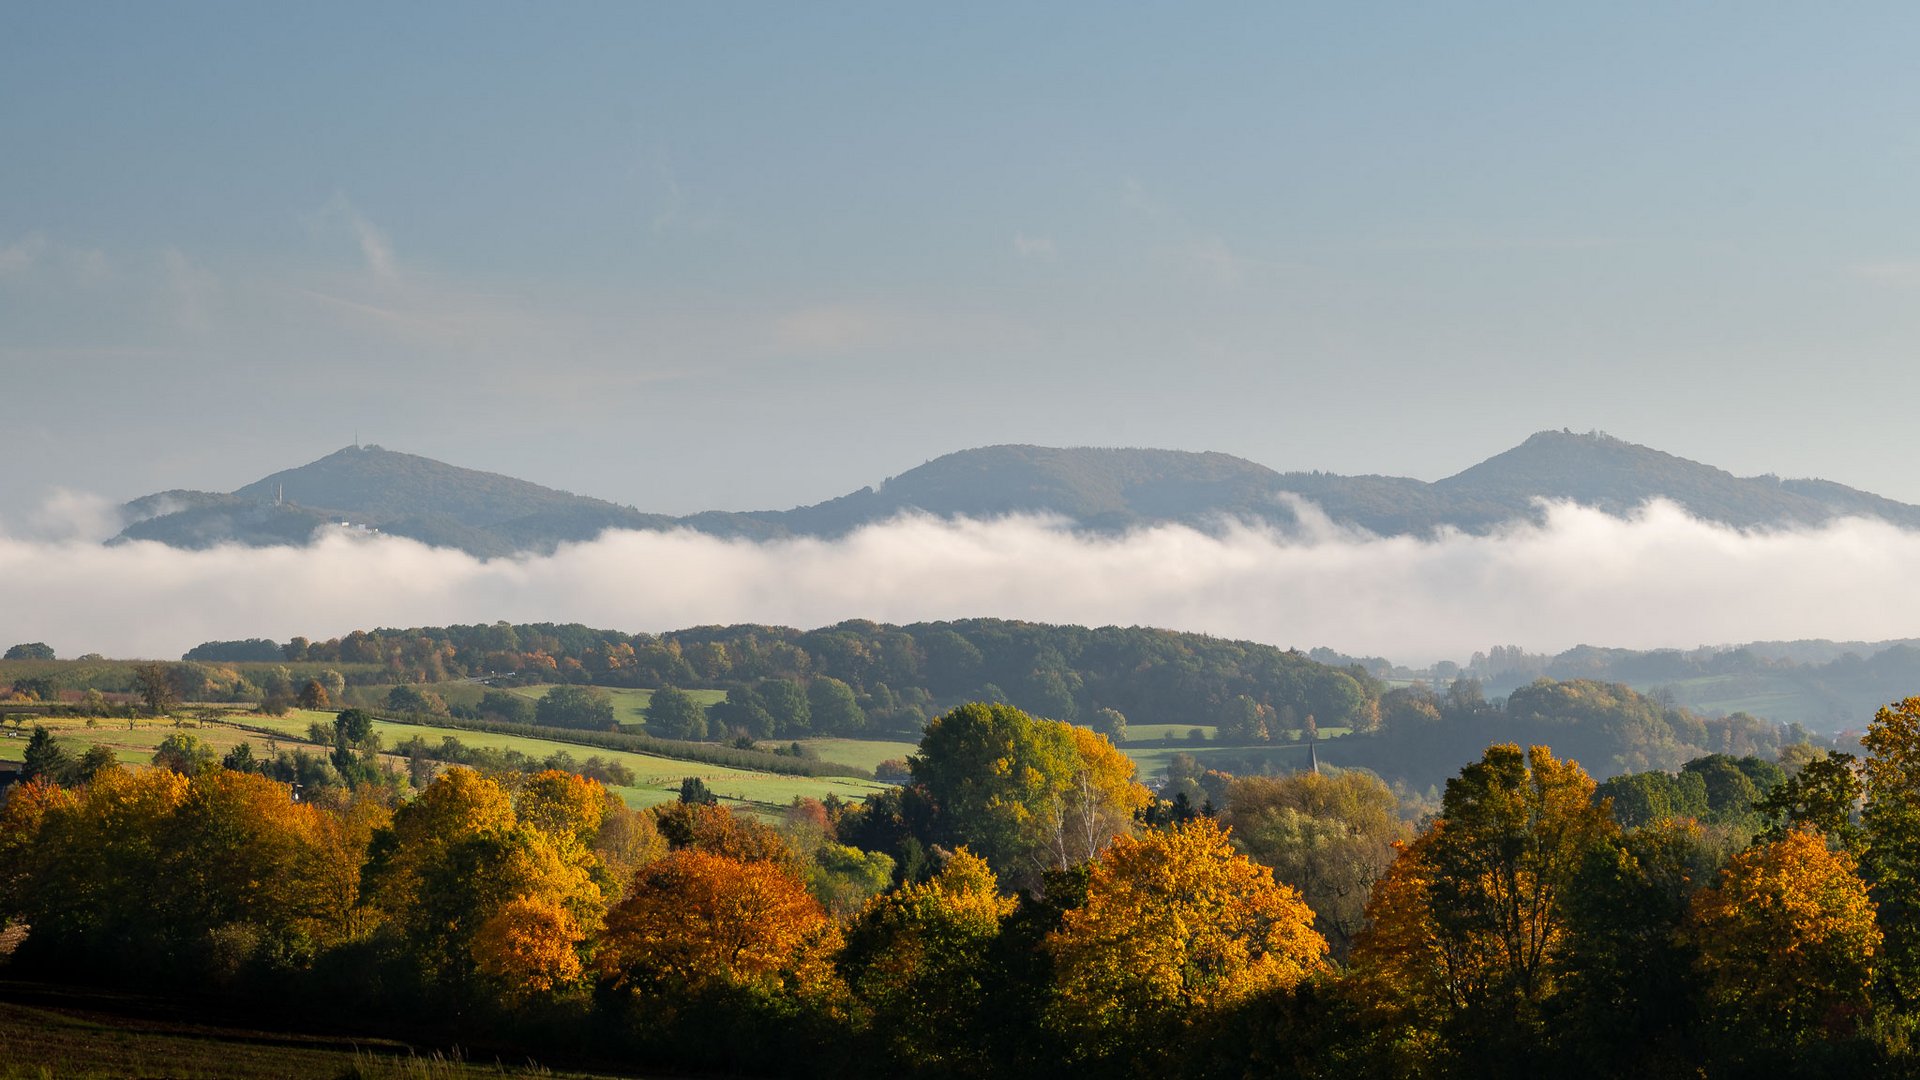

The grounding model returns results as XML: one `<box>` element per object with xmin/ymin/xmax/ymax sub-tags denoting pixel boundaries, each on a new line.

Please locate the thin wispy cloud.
<box><xmin>307</xmin><ymin>193</ymin><xmax>399</xmax><ymax>280</ymax></box>
<box><xmin>1013</xmin><ymin>232</ymin><xmax>1056</xmax><ymax>259</ymax></box>
<box><xmin>5</xmin><ymin>498</ymin><xmax>1920</xmax><ymax>664</ymax></box>
<box><xmin>0</xmin><ymin>233</ymin><xmax>48</xmax><ymax>278</ymax></box>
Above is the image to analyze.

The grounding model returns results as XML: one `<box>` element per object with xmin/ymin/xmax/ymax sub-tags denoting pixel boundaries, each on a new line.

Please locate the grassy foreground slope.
<box><xmin>0</xmin><ymin>982</ymin><xmax>635</xmax><ymax>1080</ymax></box>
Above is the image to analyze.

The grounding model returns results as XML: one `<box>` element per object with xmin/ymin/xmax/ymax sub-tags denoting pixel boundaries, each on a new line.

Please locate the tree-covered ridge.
<box><xmin>244</xmin><ymin>618</ymin><xmax>1801</xmax><ymax>787</ymax></box>
<box><xmin>111</xmin><ymin>431</ymin><xmax>1920</xmax><ymax>555</ymax></box>
<box><xmin>1460</xmin><ymin>636</ymin><xmax>1920</xmax><ymax>730</ymax></box>
<box><xmin>280</xmin><ymin>617</ymin><xmax>1385</xmax><ymax>739</ymax></box>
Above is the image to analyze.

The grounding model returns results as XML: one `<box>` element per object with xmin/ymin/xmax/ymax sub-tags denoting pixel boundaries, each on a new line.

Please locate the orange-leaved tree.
<box><xmin>596</xmin><ymin>848</ymin><xmax>831</xmax><ymax>1001</ymax></box>
<box><xmin>1045</xmin><ymin>816</ymin><xmax>1327</xmax><ymax>1061</ymax></box>
<box><xmin>1690</xmin><ymin>825</ymin><xmax>1879</xmax><ymax>1046</ymax></box>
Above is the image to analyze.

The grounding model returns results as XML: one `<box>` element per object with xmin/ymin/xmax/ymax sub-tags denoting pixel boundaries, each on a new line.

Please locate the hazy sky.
<box><xmin>8</xmin><ymin>4</ymin><xmax>1920</xmax><ymax>514</ymax></box>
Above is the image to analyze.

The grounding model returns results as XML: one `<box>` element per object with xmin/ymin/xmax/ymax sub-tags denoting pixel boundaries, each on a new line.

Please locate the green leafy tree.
<box><xmin>75</xmin><ymin>744</ymin><xmax>120</xmax><ymax>782</ymax></box>
<box><xmin>1551</xmin><ymin>820</ymin><xmax>1715</xmax><ymax>1077</ymax></box>
<box><xmin>2</xmin><ymin>642</ymin><xmax>54</xmax><ymax>661</ymax></box>
<box><xmin>151</xmin><ymin>733</ymin><xmax>217</xmax><ymax>775</ymax></box>
<box><xmin>477</xmin><ymin>689</ymin><xmax>533</xmax><ymax>724</ymax></box>
<box><xmin>1756</xmin><ymin>750</ymin><xmax>1862</xmax><ymax>851</ymax></box>
<box><xmin>334</xmin><ymin>708</ymin><xmax>376</xmax><ymax>747</ymax></box>
<box><xmin>756</xmin><ymin>678</ymin><xmax>811</xmax><ymax>736</ymax></box>
<box><xmin>910</xmin><ymin>702</ymin><xmax>1147</xmax><ymax>889</ymax></box>
<box><xmin>1863</xmin><ymin>695</ymin><xmax>1920</xmax><ymax>1003</ymax></box>
<box><xmin>1594</xmin><ymin>769</ymin><xmax>1708</xmax><ymax>829</ymax></box>
<box><xmin>678</xmin><ymin>776</ymin><xmax>718</xmax><ymax>805</ymax></box>
<box><xmin>646</xmin><ymin>687</ymin><xmax>709</xmax><ymax>741</ymax></box>
<box><xmin>806</xmin><ymin>676</ymin><xmax>866</xmax><ymax>735</ymax></box>
<box><xmin>709</xmin><ymin>686</ymin><xmax>775</xmax><ymax>739</ymax></box>
<box><xmin>221</xmin><ymin>741</ymin><xmax>257</xmax><ymax>773</ymax></box>
<box><xmin>1224</xmin><ymin>769</ymin><xmax>1409</xmax><ymax>956</ymax></box>
<box><xmin>534</xmin><ymin>685</ymin><xmax>616</xmax><ymax>730</ymax></box>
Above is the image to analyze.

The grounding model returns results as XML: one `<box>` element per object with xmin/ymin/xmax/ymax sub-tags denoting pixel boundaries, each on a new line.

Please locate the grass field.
<box><xmin>779</xmin><ymin>738</ymin><xmax>918</xmax><ymax>772</ymax></box>
<box><xmin>243</xmin><ymin>711</ymin><xmax>884</xmax><ymax>812</ymax></box>
<box><xmin>0</xmin><ymin>715</ymin><xmax>272</xmax><ymax>770</ymax></box>
<box><xmin>1123</xmin><ymin>739</ymin><xmax>1328</xmax><ymax>781</ymax></box>
<box><xmin>1651</xmin><ymin>674</ymin><xmax>1846</xmax><ymax>727</ymax></box>
<box><xmin>1126</xmin><ymin>723</ymin><xmax>1219</xmax><ymax>742</ymax></box>
<box><xmin>0</xmin><ymin>981</ymin><xmax>635</xmax><ymax>1079</ymax></box>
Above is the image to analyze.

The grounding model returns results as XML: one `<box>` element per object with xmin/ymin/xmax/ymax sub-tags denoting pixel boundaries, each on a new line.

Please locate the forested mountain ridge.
<box><xmin>115</xmin><ymin>445</ymin><xmax>677</xmax><ymax>555</ymax></box>
<box><xmin>110</xmin><ymin>431</ymin><xmax>1920</xmax><ymax>555</ymax></box>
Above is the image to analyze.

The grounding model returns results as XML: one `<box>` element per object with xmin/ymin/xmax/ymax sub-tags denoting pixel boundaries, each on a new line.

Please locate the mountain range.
<box><xmin>111</xmin><ymin>430</ymin><xmax>1920</xmax><ymax>556</ymax></box>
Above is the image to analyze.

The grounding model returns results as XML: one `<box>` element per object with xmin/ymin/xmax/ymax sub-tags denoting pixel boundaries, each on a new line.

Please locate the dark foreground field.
<box><xmin>0</xmin><ymin>982</ymin><xmax>645</xmax><ymax>1080</ymax></box>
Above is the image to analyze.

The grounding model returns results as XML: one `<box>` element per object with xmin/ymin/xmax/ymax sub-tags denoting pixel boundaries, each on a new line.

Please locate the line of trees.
<box><xmin>7</xmin><ymin>695</ymin><xmax>1914</xmax><ymax>1076</ymax></box>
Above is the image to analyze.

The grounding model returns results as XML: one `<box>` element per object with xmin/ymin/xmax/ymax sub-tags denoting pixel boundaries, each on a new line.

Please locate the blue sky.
<box><xmin>7</xmin><ymin>3</ymin><xmax>1920</xmax><ymax>513</ymax></box>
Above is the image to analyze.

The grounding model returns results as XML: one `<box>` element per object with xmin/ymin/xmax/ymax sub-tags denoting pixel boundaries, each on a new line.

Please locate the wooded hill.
<box><xmin>111</xmin><ymin>431</ymin><xmax>1920</xmax><ymax>555</ymax></box>
<box><xmin>175</xmin><ymin>617</ymin><xmax>1804</xmax><ymax>786</ymax></box>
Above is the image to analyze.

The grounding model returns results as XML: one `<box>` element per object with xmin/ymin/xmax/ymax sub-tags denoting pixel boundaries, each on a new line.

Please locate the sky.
<box><xmin>10</xmin><ymin>5</ymin><xmax>1920</xmax><ymax>666</ymax></box>
<box><xmin>7</xmin><ymin>3</ymin><xmax>1920</xmax><ymax>514</ymax></box>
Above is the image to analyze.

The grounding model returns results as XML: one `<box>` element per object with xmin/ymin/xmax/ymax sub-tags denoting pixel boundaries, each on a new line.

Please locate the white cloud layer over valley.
<box><xmin>3</xmin><ymin>499</ymin><xmax>1918</xmax><ymax>664</ymax></box>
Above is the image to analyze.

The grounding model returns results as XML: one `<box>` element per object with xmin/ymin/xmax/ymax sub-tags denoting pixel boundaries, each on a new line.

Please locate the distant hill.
<box><xmin>116</xmin><ymin>445</ymin><xmax>675</xmax><ymax>556</ymax></box>
<box><xmin>111</xmin><ymin>431</ymin><xmax>1920</xmax><ymax>555</ymax></box>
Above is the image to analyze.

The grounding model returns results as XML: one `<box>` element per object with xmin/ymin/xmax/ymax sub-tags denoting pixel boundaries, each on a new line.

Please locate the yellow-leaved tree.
<box><xmin>1045</xmin><ymin>816</ymin><xmax>1327</xmax><ymax>1062</ymax></box>
<box><xmin>361</xmin><ymin>767</ymin><xmax>602</xmax><ymax>993</ymax></box>
<box><xmin>1690</xmin><ymin>825</ymin><xmax>1879</xmax><ymax>1046</ymax></box>
<box><xmin>839</xmin><ymin>848</ymin><xmax>1015</xmax><ymax>1072</ymax></box>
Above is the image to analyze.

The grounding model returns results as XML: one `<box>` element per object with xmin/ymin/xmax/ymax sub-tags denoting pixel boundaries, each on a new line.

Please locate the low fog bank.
<box><xmin>2</xmin><ymin>499</ymin><xmax>1917</xmax><ymax>663</ymax></box>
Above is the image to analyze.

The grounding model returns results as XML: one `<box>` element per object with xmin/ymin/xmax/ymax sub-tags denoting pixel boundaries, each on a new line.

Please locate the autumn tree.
<box><xmin>1350</xmin><ymin>744</ymin><xmax>1615</xmax><ymax>1073</ymax></box>
<box><xmin>1690</xmin><ymin>826</ymin><xmax>1879</xmax><ymax>1051</ymax></box>
<box><xmin>652</xmin><ymin>801</ymin><xmax>798</xmax><ymax>871</ymax></box>
<box><xmin>1045</xmin><ymin>817</ymin><xmax>1327</xmax><ymax>1064</ymax></box>
<box><xmin>151</xmin><ymin>733</ymin><xmax>217</xmax><ymax>775</ymax></box>
<box><xmin>912</xmin><ymin>702</ymin><xmax>1148</xmax><ymax>889</ymax></box>
<box><xmin>596</xmin><ymin>849</ymin><xmax>829</xmax><ymax>998</ymax></box>
<box><xmin>154</xmin><ymin>770</ymin><xmax>383</xmax><ymax>975</ymax></box>
<box><xmin>1224</xmin><ymin>769</ymin><xmax>1409</xmax><ymax>957</ymax></box>
<box><xmin>839</xmin><ymin>849</ymin><xmax>1013</xmax><ymax>1072</ymax></box>
<box><xmin>361</xmin><ymin>767</ymin><xmax>601</xmax><ymax>992</ymax></box>
<box><xmin>297</xmin><ymin>679</ymin><xmax>331</xmax><ymax>710</ymax></box>
<box><xmin>0</xmin><ymin>768</ymin><xmax>188</xmax><ymax>969</ymax></box>
<box><xmin>471</xmin><ymin>895</ymin><xmax>585</xmax><ymax>1000</ymax></box>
